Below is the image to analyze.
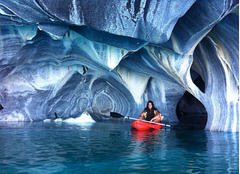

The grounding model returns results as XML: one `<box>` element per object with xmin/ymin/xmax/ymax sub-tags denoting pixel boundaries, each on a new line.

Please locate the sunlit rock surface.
<box><xmin>0</xmin><ymin>0</ymin><xmax>238</xmax><ymax>132</ymax></box>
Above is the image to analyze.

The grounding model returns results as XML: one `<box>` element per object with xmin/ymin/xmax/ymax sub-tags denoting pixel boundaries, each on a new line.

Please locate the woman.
<box><xmin>139</xmin><ymin>101</ymin><xmax>164</xmax><ymax>123</ymax></box>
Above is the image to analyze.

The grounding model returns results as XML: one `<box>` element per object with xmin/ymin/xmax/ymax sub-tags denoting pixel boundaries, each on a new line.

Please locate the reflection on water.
<box><xmin>131</xmin><ymin>129</ymin><xmax>161</xmax><ymax>152</ymax></box>
<box><xmin>0</xmin><ymin>121</ymin><xmax>238</xmax><ymax>173</ymax></box>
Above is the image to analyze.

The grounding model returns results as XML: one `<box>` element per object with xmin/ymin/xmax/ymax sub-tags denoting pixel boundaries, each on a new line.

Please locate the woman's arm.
<box><xmin>139</xmin><ymin>111</ymin><xmax>146</xmax><ymax>120</ymax></box>
<box><xmin>150</xmin><ymin>110</ymin><xmax>163</xmax><ymax>122</ymax></box>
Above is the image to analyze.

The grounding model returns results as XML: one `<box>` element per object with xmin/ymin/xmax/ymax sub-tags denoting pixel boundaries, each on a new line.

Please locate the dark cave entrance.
<box><xmin>0</xmin><ymin>104</ymin><xmax>3</xmax><ymax>110</ymax></box>
<box><xmin>176</xmin><ymin>70</ymin><xmax>207</xmax><ymax>129</ymax></box>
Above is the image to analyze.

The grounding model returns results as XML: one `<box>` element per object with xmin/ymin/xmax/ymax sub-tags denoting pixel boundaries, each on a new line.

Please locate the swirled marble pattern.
<box><xmin>0</xmin><ymin>0</ymin><xmax>238</xmax><ymax>131</ymax></box>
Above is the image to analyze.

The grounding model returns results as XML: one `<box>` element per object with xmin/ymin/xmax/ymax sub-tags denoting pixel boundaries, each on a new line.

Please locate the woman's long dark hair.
<box><xmin>145</xmin><ymin>101</ymin><xmax>155</xmax><ymax>113</ymax></box>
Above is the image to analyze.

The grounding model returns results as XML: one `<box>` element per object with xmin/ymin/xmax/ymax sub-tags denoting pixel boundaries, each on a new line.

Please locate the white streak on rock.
<box><xmin>117</xmin><ymin>66</ymin><xmax>149</xmax><ymax>104</ymax></box>
<box><xmin>16</xmin><ymin>25</ymin><xmax>38</xmax><ymax>42</ymax></box>
<box><xmin>107</xmin><ymin>47</ymin><xmax>128</xmax><ymax>70</ymax></box>
<box><xmin>70</xmin><ymin>0</ymin><xmax>81</xmax><ymax>25</ymax></box>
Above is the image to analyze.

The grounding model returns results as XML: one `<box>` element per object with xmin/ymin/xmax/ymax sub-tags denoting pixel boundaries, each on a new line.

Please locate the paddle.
<box><xmin>110</xmin><ymin>112</ymin><xmax>171</xmax><ymax>127</ymax></box>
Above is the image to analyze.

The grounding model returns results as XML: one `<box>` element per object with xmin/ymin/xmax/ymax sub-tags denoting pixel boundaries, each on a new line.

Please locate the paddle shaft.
<box><xmin>123</xmin><ymin>115</ymin><xmax>171</xmax><ymax>127</ymax></box>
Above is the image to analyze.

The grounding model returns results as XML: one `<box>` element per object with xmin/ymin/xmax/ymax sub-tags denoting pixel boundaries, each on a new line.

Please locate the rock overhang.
<box><xmin>0</xmin><ymin>0</ymin><xmax>238</xmax><ymax>132</ymax></box>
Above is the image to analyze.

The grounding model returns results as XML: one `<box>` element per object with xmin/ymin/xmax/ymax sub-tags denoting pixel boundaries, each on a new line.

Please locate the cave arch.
<box><xmin>176</xmin><ymin>75</ymin><xmax>207</xmax><ymax>129</ymax></box>
<box><xmin>176</xmin><ymin>92</ymin><xmax>207</xmax><ymax>129</ymax></box>
<box><xmin>190</xmin><ymin>69</ymin><xmax>205</xmax><ymax>93</ymax></box>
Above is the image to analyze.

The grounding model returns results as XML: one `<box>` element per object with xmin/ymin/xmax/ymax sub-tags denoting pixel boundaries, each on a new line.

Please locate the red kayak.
<box><xmin>131</xmin><ymin>120</ymin><xmax>163</xmax><ymax>130</ymax></box>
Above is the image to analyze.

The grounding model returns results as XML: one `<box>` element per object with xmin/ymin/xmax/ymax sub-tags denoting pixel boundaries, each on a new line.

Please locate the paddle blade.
<box><xmin>110</xmin><ymin>112</ymin><xmax>124</xmax><ymax>118</ymax></box>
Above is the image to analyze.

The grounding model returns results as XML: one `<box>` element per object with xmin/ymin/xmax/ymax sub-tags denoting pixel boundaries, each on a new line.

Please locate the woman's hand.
<box><xmin>150</xmin><ymin>118</ymin><xmax>155</xmax><ymax>122</ymax></box>
<box><xmin>150</xmin><ymin>116</ymin><xmax>157</xmax><ymax>122</ymax></box>
<box><xmin>150</xmin><ymin>114</ymin><xmax>163</xmax><ymax>123</ymax></box>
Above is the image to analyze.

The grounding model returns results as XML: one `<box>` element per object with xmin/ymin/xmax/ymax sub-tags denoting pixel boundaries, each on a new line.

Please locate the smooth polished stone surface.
<box><xmin>0</xmin><ymin>0</ymin><xmax>238</xmax><ymax>132</ymax></box>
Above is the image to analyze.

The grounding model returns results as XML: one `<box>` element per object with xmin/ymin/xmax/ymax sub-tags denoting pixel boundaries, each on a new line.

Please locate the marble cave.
<box><xmin>0</xmin><ymin>0</ymin><xmax>239</xmax><ymax>132</ymax></box>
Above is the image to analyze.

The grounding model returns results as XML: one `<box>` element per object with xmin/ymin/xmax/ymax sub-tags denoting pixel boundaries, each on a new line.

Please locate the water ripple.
<box><xmin>0</xmin><ymin>122</ymin><xmax>238</xmax><ymax>173</ymax></box>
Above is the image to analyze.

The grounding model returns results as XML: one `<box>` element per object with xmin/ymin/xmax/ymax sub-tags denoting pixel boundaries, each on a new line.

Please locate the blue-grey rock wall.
<box><xmin>0</xmin><ymin>0</ymin><xmax>238</xmax><ymax>132</ymax></box>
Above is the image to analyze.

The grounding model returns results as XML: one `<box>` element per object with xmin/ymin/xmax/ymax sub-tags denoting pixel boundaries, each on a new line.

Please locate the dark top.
<box><xmin>144</xmin><ymin>108</ymin><xmax>159</xmax><ymax>121</ymax></box>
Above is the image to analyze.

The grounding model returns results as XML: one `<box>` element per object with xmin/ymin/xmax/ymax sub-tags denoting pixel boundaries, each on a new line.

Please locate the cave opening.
<box><xmin>0</xmin><ymin>104</ymin><xmax>3</xmax><ymax>110</ymax></box>
<box><xmin>176</xmin><ymin>73</ymin><xmax>207</xmax><ymax>129</ymax></box>
<box><xmin>190</xmin><ymin>69</ymin><xmax>205</xmax><ymax>93</ymax></box>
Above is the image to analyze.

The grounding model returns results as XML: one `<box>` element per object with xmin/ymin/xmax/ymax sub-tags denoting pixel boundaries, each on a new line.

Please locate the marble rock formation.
<box><xmin>0</xmin><ymin>0</ymin><xmax>238</xmax><ymax>132</ymax></box>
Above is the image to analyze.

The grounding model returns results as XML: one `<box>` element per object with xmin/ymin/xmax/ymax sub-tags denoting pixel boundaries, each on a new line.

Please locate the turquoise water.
<box><xmin>0</xmin><ymin>121</ymin><xmax>238</xmax><ymax>173</ymax></box>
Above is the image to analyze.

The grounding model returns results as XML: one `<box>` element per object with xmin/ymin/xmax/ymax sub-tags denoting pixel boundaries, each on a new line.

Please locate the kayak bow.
<box><xmin>131</xmin><ymin>120</ymin><xmax>163</xmax><ymax>130</ymax></box>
